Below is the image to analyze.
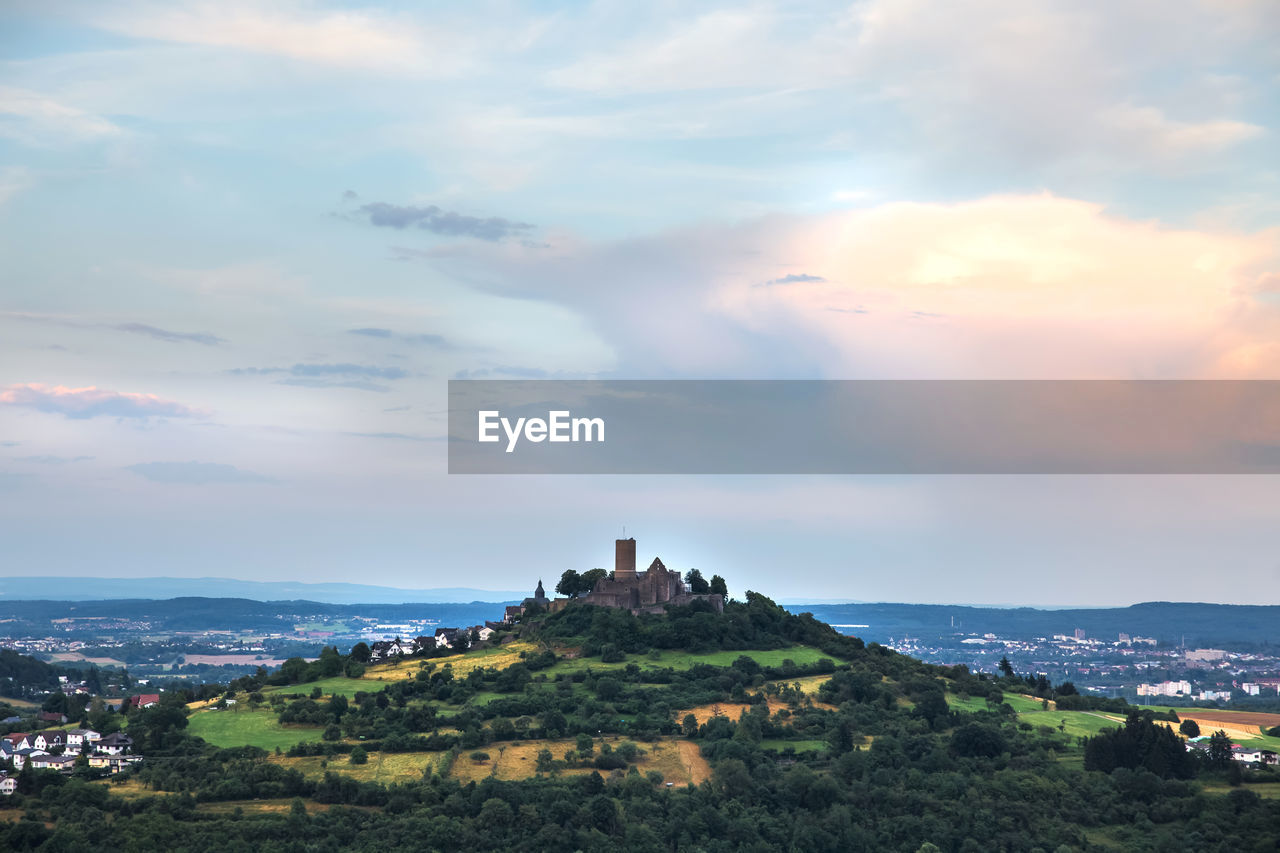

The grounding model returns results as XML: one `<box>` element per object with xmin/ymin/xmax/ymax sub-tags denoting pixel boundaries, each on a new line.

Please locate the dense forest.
<box><xmin>1</xmin><ymin>593</ymin><xmax>1277</xmax><ymax>851</ymax></box>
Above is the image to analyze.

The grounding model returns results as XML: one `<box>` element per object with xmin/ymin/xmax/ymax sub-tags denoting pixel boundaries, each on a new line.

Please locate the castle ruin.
<box><xmin>547</xmin><ymin>538</ymin><xmax>725</xmax><ymax>615</ymax></box>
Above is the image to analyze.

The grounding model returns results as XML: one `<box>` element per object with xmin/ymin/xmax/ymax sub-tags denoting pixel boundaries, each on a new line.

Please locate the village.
<box><xmin>0</xmin><ymin>692</ymin><xmax>153</xmax><ymax>795</ymax></box>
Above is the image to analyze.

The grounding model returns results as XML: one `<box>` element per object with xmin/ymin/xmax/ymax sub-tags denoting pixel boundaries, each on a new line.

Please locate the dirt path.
<box><xmin>678</xmin><ymin>740</ymin><xmax>711</xmax><ymax>786</ymax></box>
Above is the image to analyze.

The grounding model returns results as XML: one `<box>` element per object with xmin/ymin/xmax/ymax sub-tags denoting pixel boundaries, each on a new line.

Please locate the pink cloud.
<box><xmin>0</xmin><ymin>383</ymin><xmax>208</xmax><ymax>419</ymax></box>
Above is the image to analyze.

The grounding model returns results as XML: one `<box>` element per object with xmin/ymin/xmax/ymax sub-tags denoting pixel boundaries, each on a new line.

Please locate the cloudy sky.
<box><xmin>2</xmin><ymin>1</ymin><xmax>1279</xmax><ymax>605</ymax></box>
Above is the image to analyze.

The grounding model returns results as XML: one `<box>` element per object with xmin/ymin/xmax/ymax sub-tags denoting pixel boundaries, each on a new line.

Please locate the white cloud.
<box><xmin>0</xmin><ymin>166</ymin><xmax>34</xmax><ymax>205</ymax></box>
<box><xmin>546</xmin><ymin>0</ymin><xmax>1269</xmax><ymax>170</ymax></box>
<box><xmin>424</xmin><ymin>193</ymin><xmax>1280</xmax><ymax>379</ymax></box>
<box><xmin>0</xmin><ymin>86</ymin><xmax>124</xmax><ymax>145</ymax></box>
<box><xmin>89</xmin><ymin>1</ymin><xmax>468</xmax><ymax>75</ymax></box>
<box><xmin>547</xmin><ymin>8</ymin><xmax>845</xmax><ymax>92</ymax></box>
<box><xmin>1098</xmin><ymin>104</ymin><xmax>1263</xmax><ymax>159</ymax></box>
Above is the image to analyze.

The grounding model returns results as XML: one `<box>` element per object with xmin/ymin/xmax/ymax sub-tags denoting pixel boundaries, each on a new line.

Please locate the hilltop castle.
<box><xmin>546</xmin><ymin>538</ymin><xmax>724</xmax><ymax>616</ymax></box>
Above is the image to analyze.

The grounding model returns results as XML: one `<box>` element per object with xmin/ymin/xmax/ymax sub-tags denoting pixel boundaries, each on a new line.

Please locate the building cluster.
<box><xmin>0</xmin><ymin>692</ymin><xmax>161</xmax><ymax>794</ymax></box>
<box><xmin>1184</xmin><ymin>737</ymin><xmax>1278</xmax><ymax>766</ymax></box>
<box><xmin>366</xmin><ymin>625</ymin><xmax>498</xmax><ymax>662</ymax></box>
<box><xmin>0</xmin><ymin>727</ymin><xmax>141</xmax><ymax>793</ymax></box>
<box><xmin>1137</xmin><ymin>678</ymin><xmax>1280</xmax><ymax>700</ymax></box>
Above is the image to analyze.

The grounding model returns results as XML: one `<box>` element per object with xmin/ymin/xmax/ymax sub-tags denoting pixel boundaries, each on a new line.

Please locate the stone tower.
<box><xmin>615</xmin><ymin>538</ymin><xmax>636</xmax><ymax>580</ymax></box>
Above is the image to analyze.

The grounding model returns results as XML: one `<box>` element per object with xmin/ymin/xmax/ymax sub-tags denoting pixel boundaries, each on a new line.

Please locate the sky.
<box><xmin>1</xmin><ymin>1</ymin><xmax>1279</xmax><ymax>606</ymax></box>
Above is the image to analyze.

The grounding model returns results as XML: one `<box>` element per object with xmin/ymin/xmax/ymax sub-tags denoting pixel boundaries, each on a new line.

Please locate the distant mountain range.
<box><xmin>798</xmin><ymin>601</ymin><xmax>1280</xmax><ymax>646</ymax></box>
<box><xmin>0</xmin><ymin>576</ymin><xmax>527</xmax><ymax>604</ymax></box>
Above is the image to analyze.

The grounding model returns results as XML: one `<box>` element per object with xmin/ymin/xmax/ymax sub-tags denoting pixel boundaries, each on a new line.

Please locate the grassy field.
<box><xmin>196</xmin><ymin>798</ymin><xmax>364</xmax><ymax>816</ymax></box>
<box><xmin>446</xmin><ymin>736</ymin><xmax>708</xmax><ymax>786</ymax></box>
<box><xmin>638</xmin><ymin>647</ymin><xmax>838</xmax><ymax>670</ymax></box>
<box><xmin>1017</xmin><ymin>710</ymin><xmax>1125</xmax><ymax>740</ymax></box>
<box><xmin>361</xmin><ymin>644</ymin><xmax>542</xmax><ymax>683</ymax></box>
<box><xmin>946</xmin><ymin>692</ymin><xmax>1047</xmax><ymax>714</ymax></box>
<box><xmin>271</xmin><ymin>751</ymin><xmax>448</xmax><ymax>784</ymax></box>
<box><xmin>759</xmin><ymin>739</ymin><xmax>827</xmax><ymax>753</ymax></box>
<box><xmin>512</xmin><ymin>645</ymin><xmax>842</xmax><ymax>681</ymax></box>
<box><xmin>302</xmin><ymin>676</ymin><xmax>391</xmax><ymax>697</ymax></box>
<box><xmin>188</xmin><ymin>707</ymin><xmax>324</xmax><ymax>750</ymax></box>
<box><xmin>785</xmin><ymin>674</ymin><xmax>837</xmax><ymax>695</ymax></box>
<box><xmin>1200</xmin><ymin>781</ymin><xmax>1280</xmax><ymax>799</ymax></box>
<box><xmin>280</xmin><ymin>644</ymin><xmax>840</xmax><ymax>702</ymax></box>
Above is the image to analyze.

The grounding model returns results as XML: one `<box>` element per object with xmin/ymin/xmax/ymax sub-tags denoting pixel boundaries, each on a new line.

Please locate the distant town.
<box><xmin>873</xmin><ymin>627</ymin><xmax>1280</xmax><ymax>707</ymax></box>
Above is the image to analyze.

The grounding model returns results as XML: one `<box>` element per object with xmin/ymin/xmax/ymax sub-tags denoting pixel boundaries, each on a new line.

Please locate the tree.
<box><xmin>914</xmin><ymin>690</ymin><xmax>951</xmax><ymax>728</ymax></box>
<box><xmin>349</xmin><ymin>746</ymin><xmax>368</xmax><ymax>765</ymax></box>
<box><xmin>685</xmin><ymin>568</ymin><xmax>710</xmax><ymax>594</ymax></box>
<box><xmin>1084</xmin><ymin>713</ymin><xmax>1196</xmax><ymax>779</ymax></box>
<box><xmin>1208</xmin><ymin>730</ymin><xmax>1232</xmax><ymax>768</ymax></box>
<box><xmin>997</xmin><ymin>657</ymin><xmax>1016</xmax><ymax>679</ymax></box>
<box><xmin>580</xmin><ymin>568</ymin><xmax>607</xmax><ymax>591</ymax></box>
<box><xmin>950</xmin><ymin>723</ymin><xmax>1006</xmax><ymax>758</ymax></box>
<box><xmin>709</xmin><ymin>574</ymin><xmax>728</xmax><ymax>597</ymax></box>
<box><xmin>350</xmin><ymin>642</ymin><xmax>371</xmax><ymax>663</ymax></box>
<box><xmin>1179</xmin><ymin>719</ymin><xmax>1201</xmax><ymax>738</ymax></box>
<box><xmin>317</xmin><ymin>646</ymin><xmax>343</xmax><ymax>677</ymax></box>
<box><xmin>556</xmin><ymin>569</ymin><xmax>584</xmax><ymax>598</ymax></box>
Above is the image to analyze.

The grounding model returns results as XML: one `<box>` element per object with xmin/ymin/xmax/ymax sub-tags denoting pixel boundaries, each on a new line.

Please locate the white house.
<box><xmin>0</xmin><ymin>776</ymin><xmax>16</xmax><ymax>796</ymax></box>
<box><xmin>11</xmin><ymin>748</ymin><xmax>47</xmax><ymax>770</ymax></box>
<box><xmin>32</xmin><ymin>731</ymin><xmax>65</xmax><ymax>751</ymax></box>
<box><xmin>66</xmin><ymin>729</ymin><xmax>100</xmax><ymax>751</ymax></box>
<box><xmin>96</xmin><ymin>733</ymin><xmax>133</xmax><ymax>755</ymax></box>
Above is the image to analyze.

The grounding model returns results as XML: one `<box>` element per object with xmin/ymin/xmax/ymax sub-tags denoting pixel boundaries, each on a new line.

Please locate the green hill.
<box><xmin>5</xmin><ymin>592</ymin><xmax>1279</xmax><ymax>851</ymax></box>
